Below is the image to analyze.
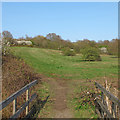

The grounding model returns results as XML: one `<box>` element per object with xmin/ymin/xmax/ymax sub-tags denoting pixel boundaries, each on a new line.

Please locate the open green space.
<box><xmin>11</xmin><ymin>47</ymin><xmax>118</xmax><ymax>80</ymax></box>
<box><xmin>11</xmin><ymin>47</ymin><xmax>118</xmax><ymax>118</ymax></box>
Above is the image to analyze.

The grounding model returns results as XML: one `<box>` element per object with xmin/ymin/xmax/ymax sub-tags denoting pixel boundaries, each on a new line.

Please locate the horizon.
<box><xmin>2</xmin><ymin>2</ymin><xmax>118</xmax><ymax>42</ymax></box>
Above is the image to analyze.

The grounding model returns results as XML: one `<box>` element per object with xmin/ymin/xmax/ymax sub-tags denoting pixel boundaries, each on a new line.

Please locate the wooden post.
<box><xmin>101</xmin><ymin>91</ymin><xmax>105</xmax><ymax>118</ymax></box>
<box><xmin>111</xmin><ymin>102</ymin><xmax>114</xmax><ymax>117</ymax></box>
<box><xmin>111</xmin><ymin>88</ymin><xmax>117</xmax><ymax>118</ymax></box>
<box><xmin>113</xmin><ymin>103</ymin><xmax>117</xmax><ymax>118</ymax></box>
<box><xmin>105</xmin><ymin>80</ymin><xmax>111</xmax><ymax>114</ymax></box>
<box><xmin>114</xmin><ymin>88</ymin><xmax>118</xmax><ymax>118</ymax></box>
<box><xmin>26</xmin><ymin>89</ymin><xmax>29</xmax><ymax>115</ymax></box>
<box><xmin>13</xmin><ymin>98</ymin><xmax>17</xmax><ymax>115</ymax></box>
<box><xmin>118</xmin><ymin>106</ymin><xmax>120</xmax><ymax>119</ymax></box>
<box><xmin>105</xmin><ymin>80</ymin><xmax>109</xmax><ymax>106</ymax></box>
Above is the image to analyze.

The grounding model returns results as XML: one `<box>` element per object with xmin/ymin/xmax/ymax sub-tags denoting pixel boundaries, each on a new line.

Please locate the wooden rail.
<box><xmin>95</xmin><ymin>82</ymin><xmax>120</xmax><ymax>119</ymax></box>
<box><xmin>0</xmin><ymin>80</ymin><xmax>38</xmax><ymax>118</ymax></box>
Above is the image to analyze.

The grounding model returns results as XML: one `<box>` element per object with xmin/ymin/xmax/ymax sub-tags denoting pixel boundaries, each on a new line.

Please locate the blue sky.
<box><xmin>2</xmin><ymin>2</ymin><xmax>118</xmax><ymax>42</ymax></box>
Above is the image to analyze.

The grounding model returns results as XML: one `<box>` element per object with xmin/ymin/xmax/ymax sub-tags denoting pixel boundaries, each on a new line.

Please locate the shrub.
<box><xmin>62</xmin><ymin>47</ymin><xmax>76</xmax><ymax>56</ymax></box>
<box><xmin>81</xmin><ymin>47</ymin><xmax>102</xmax><ymax>61</ymax></box>
<box><xmin>2</xmin><ymin>38</ymin><xmax>11</xmax><ymax>56</ymax></box>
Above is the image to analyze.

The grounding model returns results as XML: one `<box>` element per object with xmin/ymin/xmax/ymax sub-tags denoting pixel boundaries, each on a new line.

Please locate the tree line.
<box><xmin>1</xmin><ymin>31</ymin><xmax>118</xmax><ymax>58</ymax></box>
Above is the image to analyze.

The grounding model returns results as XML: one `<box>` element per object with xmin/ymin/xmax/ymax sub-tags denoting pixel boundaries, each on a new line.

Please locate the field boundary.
<box><xmin>95</xmin><ymin>82</ymin><xmax>120</xmax><ymax>119</ymax></box>
<box><xmin>0</xmin><ymin>80</ymin><xmax>38</xmax><ymax>118</ymax></box>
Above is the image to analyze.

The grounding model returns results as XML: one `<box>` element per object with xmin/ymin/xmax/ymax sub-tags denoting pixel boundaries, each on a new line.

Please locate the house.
<box><xmin>16</xmin><ymin>40</ymin><xmax>32</xmax><ymax>46</ymax></box>
<box><xmin>100</xmin><ymin>47</ymin><xmax>107</xmax><ymax>53</ymax></box>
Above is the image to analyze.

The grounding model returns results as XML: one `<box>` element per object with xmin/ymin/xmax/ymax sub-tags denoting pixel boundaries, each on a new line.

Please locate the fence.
<box><xmin>0</xmin><ymin>80</ymin><xmax>38</xmax><ymax>118</ymax></box>
<box><xmin>95</xmin><ymin>82</ymin><xmax>120</xmax><ymax>119</ymax></box>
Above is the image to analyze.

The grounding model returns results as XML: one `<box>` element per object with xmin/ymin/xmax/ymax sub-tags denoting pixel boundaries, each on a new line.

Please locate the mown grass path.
<box><xmin>11</xmin><ymin>47</ymin><xmax>118</xmax><ymax>118</ymax></box>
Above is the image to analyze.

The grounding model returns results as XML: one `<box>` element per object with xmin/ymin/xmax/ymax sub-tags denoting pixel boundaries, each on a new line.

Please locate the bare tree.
<box><xmin>46</xmin><ymin>33</ymin><xmax>62</xmax><ymax>41</ymax></box>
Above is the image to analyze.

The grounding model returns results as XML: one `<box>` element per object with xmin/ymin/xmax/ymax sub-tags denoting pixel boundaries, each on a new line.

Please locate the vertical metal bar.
<box><xmin>26</xmin><ymin>89</ymin><xmax>29</xmax><ymax>115</ymax></box>
<box><xmin>13</xmin><ymin>98</ymin><xmax>17</xmax><ymax>115</ymax></box>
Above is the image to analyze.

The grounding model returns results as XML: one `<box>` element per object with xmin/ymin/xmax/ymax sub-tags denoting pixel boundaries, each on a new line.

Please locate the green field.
<box><xmin>11</xmin><ymin>47</ymin><xmax>118</xmax><ymax>80</ymax></box>
<box><xmin>11</xmin><ymin>47</ymin><xmax>118</xmax><ymax>118</ymax></box>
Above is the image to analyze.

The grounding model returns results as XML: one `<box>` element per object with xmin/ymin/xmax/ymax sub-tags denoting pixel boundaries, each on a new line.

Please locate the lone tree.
<box><xmin>81</xmin><ymin>47</ymin><xmax>102</xmax><ymax>61</ymax></box>
<box><xmin>2</xmin><ymin>31</ymin><xmax>13</xmax><ymax>39</ymax></box>
<box><xmin>46</xmin><ymin>33</ymin><xmax>62</xmax><ymax>41</ymax></box>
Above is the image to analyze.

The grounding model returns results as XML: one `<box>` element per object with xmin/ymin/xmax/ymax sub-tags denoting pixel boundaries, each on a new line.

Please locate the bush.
<box><xmin>2</xmin><ymin>38</ymin><xmax>11</xmax><ymax>56</ymax></box>
<box><xmin>62</xmin><ymin>47</ymin><xmax>76</xmax><ymax>56</ymax></box>
<box><xmin>81</xmin><ymin>47</ymin><xmax>102</xmax><ymax>61</ymax></box>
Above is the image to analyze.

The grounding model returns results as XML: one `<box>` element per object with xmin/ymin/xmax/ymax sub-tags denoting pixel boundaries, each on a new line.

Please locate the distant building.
<box><xmin>99</xmin><ymin>47</ymin><xmax>107</xmax><ymax>53</ymax></box>
<box><xmin>16</xmin><ymin>40</ymin><xmax>32</xmax><ymax>46</ymax></box>
<box><xmin>70</xmin><ymin>48</ymin><xmax>74</xmax><ymax>51</ymax></box>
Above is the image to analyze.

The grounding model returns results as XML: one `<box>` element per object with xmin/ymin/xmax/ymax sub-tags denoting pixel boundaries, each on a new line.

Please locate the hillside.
<box><xmin>2</xmin><ymin>55</ymin><xmax>42</xmax><ymax>118</ymax></box>
<box><xmin>4</xmin><ymin>46</ymin><xmax>118</xmax><ymax>118</ymax></box>
<box><xmin>11</xmin><ymin>47</ymin><xmax>118</xmax><ymax>81</ymax></box>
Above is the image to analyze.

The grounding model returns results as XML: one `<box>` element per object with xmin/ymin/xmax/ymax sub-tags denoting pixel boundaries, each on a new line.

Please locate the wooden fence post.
<box><xmin>95</xmin><ymin>82</ymin><xmax>120</xmax><ymax>119</ymax></box>
<box><xmin>101</xmin><ymin>91</ymin><xmax>105</xmax><ymax>117</ymax></box>
<box><xmin>13</xmin><ymin>98</ymin><xmax>17</xmax><ymax>115</ymax></box>
<box><xmin>114</xmin><ymin>88</ymin><xmax>118</xmax><ymax>118</ymax></box>
<box><xmin>105</xmin><ymin>80</ymin><xmax>112</xmax><ymax>114</ymax></box>
<box><xmin>26</xmin><ymin>89</ymin><xmax>29</xmax><ymax>115</ymax></box>
<box><xmin>0</xmin><ymin>80</ymin><xmax>37</xmax><ymax>118</ymax></box>
<box><xmin>105</xmin><ymin>80</ymin><xmax>109</xmax><ymax>105</ymax></box>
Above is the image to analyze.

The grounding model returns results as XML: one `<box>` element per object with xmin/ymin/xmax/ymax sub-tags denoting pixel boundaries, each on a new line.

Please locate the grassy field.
<box><xmin>11</xmin><ymin>47</ymin><xmax>118</xmax><ymax>80</ymax></box>
<box><xmin>11</xmin><ymin>46</ymin><xmax>118</xmax><ymax>118</ymax></box>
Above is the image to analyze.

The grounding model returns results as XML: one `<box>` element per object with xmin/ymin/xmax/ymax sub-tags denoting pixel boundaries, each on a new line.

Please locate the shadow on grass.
<box><xmin>75</xmin><ymin>59</ymin><xmax>100</xmax><ymax>62</ymax></box>
<box><xmin>26</xmin><ymin>95</ymin><xmax>50</xmax><ymax>119</ymax></box>
<box><xmin>110</xmin><ymin>56</ymin><xmax>118</xmax><ymax>58</ymax></box>
<box><xmin>73</xmin><ymin>59</ymin><xmax>88</xmax><ymax>62</ymax></box>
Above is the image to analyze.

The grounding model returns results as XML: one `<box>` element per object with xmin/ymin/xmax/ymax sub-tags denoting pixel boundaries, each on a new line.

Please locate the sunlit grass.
<box><xmin>11</xmin><ymin>47</ymin><xmax>118</xmax><ymax>80</ymax></box>
<box><xmin>11</xmin><ymin>46</ymin><xmax>118</xmax><ymax>118</ymax></box>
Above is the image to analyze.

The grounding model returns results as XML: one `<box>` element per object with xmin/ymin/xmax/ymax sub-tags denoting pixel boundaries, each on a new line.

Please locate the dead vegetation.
<box><xmin>2</xmin><ymin>55</ymin><xmax>41</xmax><ymax>118</ymax></box>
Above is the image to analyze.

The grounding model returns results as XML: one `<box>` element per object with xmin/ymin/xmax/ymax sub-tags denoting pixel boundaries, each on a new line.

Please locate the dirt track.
<box><xmin>42</xmin><ymin>76</ymin><xmax>73</xmax><ymax>118</ymax></box>
<box><xmin>49</xmin><ymin>79</ymin><xmax>73</xmax><ymax>118</ymax></box>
